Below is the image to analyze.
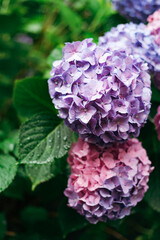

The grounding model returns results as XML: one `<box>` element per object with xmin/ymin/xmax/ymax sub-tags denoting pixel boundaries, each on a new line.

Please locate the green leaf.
<box><xmin>145</xmin><ymin>127</ymin><xmax>160</xmax><ymax>212</ymax></box>
<box><xmin>145</xmin><ymin>152</ymin><xmax>160</xmax><ymax>212</ymax></box>
<box><xmin>25</xmin><ymin>164</ymin><xmax>53</xmax><ymax>190</ymax></box>
<box><xmin>0</xmin><ymin>155</ymin><xmax>17</xmax><ymax>192</ymax></box>
<box><xmin>25</xmin><ymin>160</ymin><xmax>61</xmax><ymax>190</ymax></box>
<box><xmin>0</xmin><ymin>213</ymin><xmax>6</xmax><ymax>240</ymax></box>
<box><xmin>13</xmin><ymin>77</ymin><xmax>55</xmax><ymax>118</ymax></box>
<box><xmin>26</xmin><ymin>154</ymin><xmax>67</xmax><ymax>190</ymax></box>
<box><xmin>19</xmin><ymin>112</ymin><xmax>75</xmax><ymax>164</ymax></box>
<box><xmin>58</xmin><ymin>198</ymin><xmax>88</xmax><ymax>238</ymax></box>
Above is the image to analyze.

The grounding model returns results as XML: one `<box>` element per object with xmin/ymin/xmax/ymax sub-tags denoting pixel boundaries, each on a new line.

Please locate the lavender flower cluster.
<box><xmin>112</xmin><ymin>0</ymin><xmax>160</xmax><ymax>23</ymax></box>
<box><xmin>48</xmin><ymin>39</ymin><xmax>151</xmax><ymax>146</ymax></box>
<box><xmin>64</xmin><ymin>138</ymin><xmax>153</xmax><ymax>224</ymax></box>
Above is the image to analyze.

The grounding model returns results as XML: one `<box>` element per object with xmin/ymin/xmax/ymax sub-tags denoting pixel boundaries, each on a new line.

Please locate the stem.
<box><xmin>105</xmin><ymin>226</ymin><xmax>128</xmax><ymax>240</ymax></box>
<box><xmin>148</xmin><ymin>115</ymin><xmax>154</xmax><ymax>124</ymax></box>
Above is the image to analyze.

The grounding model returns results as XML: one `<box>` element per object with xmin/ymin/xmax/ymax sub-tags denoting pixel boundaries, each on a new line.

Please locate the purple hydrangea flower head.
<box><xmin>99</xmin><ymin>22</ymin><xmax>160</xmax><ymax>89</ymax></box>
<box><xmin>48</xmin><ymin>39</ymin><xmax>151</xmax><ymax>146</ymax></box>
<box><xmin>112</xmin><ymin>0</ymin><xmax>160</xmax><ymax>23</ymax></box>
<box><xmin>147</xmin><ymin>9</ymin><xmax>160</xmax><ymax>88</ymax></box>
<box><xmin>64</xmin><ymin>138</ymin><xmax>154</xmax><ymax>224</ymax></box>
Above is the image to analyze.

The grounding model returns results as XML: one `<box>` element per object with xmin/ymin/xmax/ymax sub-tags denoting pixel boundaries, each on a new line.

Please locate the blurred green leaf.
<box><xmin>0</xmin><ymin>12</ymin><xmax>21</xmax><ymax>34</ymax></box>
<box><xmin>89</xmin><ymin>1</ymin><xmax>114</xmax><ymax>32</ymax></box>
<box><xmin>13</xmin><ymin>77</ymin><xmax>55</xmax><ymax>117</ymax></box>
<box><xmin>0</xmin><ymin>213</ymin><xmax>6</xmax><ymax>240</ymax></box>
<box><xmin>53</xmin><ymin>0</ymin><xmax>83</xmax><ymax>35</ymax></box>
<box><xmin>0</xmin><ymin>131</ymin><xmax>18</xmax><ymax>155</ymax></box>
<box><xmin>0</xmin><ymin>83</ymin><xmax>12</xmax><ymax>101</ymax></box>
<box><xmin>0</xmin><ymin>154</ymin><xmax>17</xmax><ymax>192</ymax></box>
<box><xmin>21</xmin><ymin>206</ymin><xmax>48</xmax><ymax>225</ymax></box>
<box><xmin>78</xmin><ymin>223</ymin><xmax>108</xmax><ymax>240</ymax></box>
<box><xmin>58</xmin><ymin>198</ymin><xmax>88</xmax><ymax>238</ymax></box>
<box><xmin>47</xmin><ymin>46</ymin><xmax>63</xmax><ymax>67</ymax></box>
<box><xmin>149</xmin><ymin>224</ymin><xmax>160</xmax><ymax>240</ymax></box>
<box><xmin>3</xmin><ymin>174</ymin><xmax>27</xmax><ymax>200</ymax></box>
<box><xmin>0</xmin><ymin>138</ymin><xmax>15</xmax><ymax>153</ymax></box>
<box><xmin>144</xmin><ymin>120</ymin><xmax>160</xmax><ymax>213</ymax></box>
<box><xmin>24</xmin><ymin>18</ymin><xmax>43</xmax><ymax>34</ymax></box>
<box><xmin>34</xmin><ymin>173</ymin><xmax>67</xmax><ymax>201</ymax></box>
<box><xmin>12</xmin><ymin>233</ymin><xmax>51</xmax><ymax>240</ymax></box>
<box><xmin>103</xmin><ymin>13</ymin><xmax>127</xmax><ymax>32</ymax></box>
<box><xmin>145</xmin><ymin>157</ymin><xmax>160</xmax><ymax>213</ymax></box>
<box><xmin>15</xmin><ymin>217</ymin><xmax>62</xmax><ymax>240</ymax></box>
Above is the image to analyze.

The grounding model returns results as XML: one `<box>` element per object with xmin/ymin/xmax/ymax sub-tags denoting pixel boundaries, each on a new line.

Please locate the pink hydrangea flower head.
<box><xmin>64</xmin><ymin>138</ymin><xmax>153</xmax><ymax>224</ymax></box>
<box><xmin>48</xmin><ymin>39</ymin><xmax>151</xmax><ymax>146</ymax></box>
<box><xmin>154</xmin><ymin>106</ymin><xmax>160</xmax><ymax>140</ymax></box>
<box><xmin>147</xmin><ymin>9</ymin><xmax>160</xmax><ymax>46</ymax></box>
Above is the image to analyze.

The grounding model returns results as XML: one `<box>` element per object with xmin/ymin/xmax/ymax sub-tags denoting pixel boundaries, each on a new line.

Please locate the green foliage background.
<box><xmin>1</xmin><ymin>0</ymin><xmax>160</xmax><ymax>239</ymax></box>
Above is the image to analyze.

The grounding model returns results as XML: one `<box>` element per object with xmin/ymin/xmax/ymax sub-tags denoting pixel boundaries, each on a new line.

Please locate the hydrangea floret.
<box><xmin>48</xmin><ymin>39</ymin><xmax>151</xmax><ymax>146</ymax></box>
<box><xmin>64</xmin><ymin>138</ymin><xmax>153</xmax><ymax>224</ymax></box>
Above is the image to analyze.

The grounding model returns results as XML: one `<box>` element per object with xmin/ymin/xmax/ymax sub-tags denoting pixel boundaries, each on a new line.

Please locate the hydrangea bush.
<box><xmin>48</xmin><ymin>39</ymin><xmax>151</xmax><ymax>145</ymax></box>
<box><xmin>2</xmin><ymin>0</ymin><xmax>160</xmax><ymax>238</ymax></box>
